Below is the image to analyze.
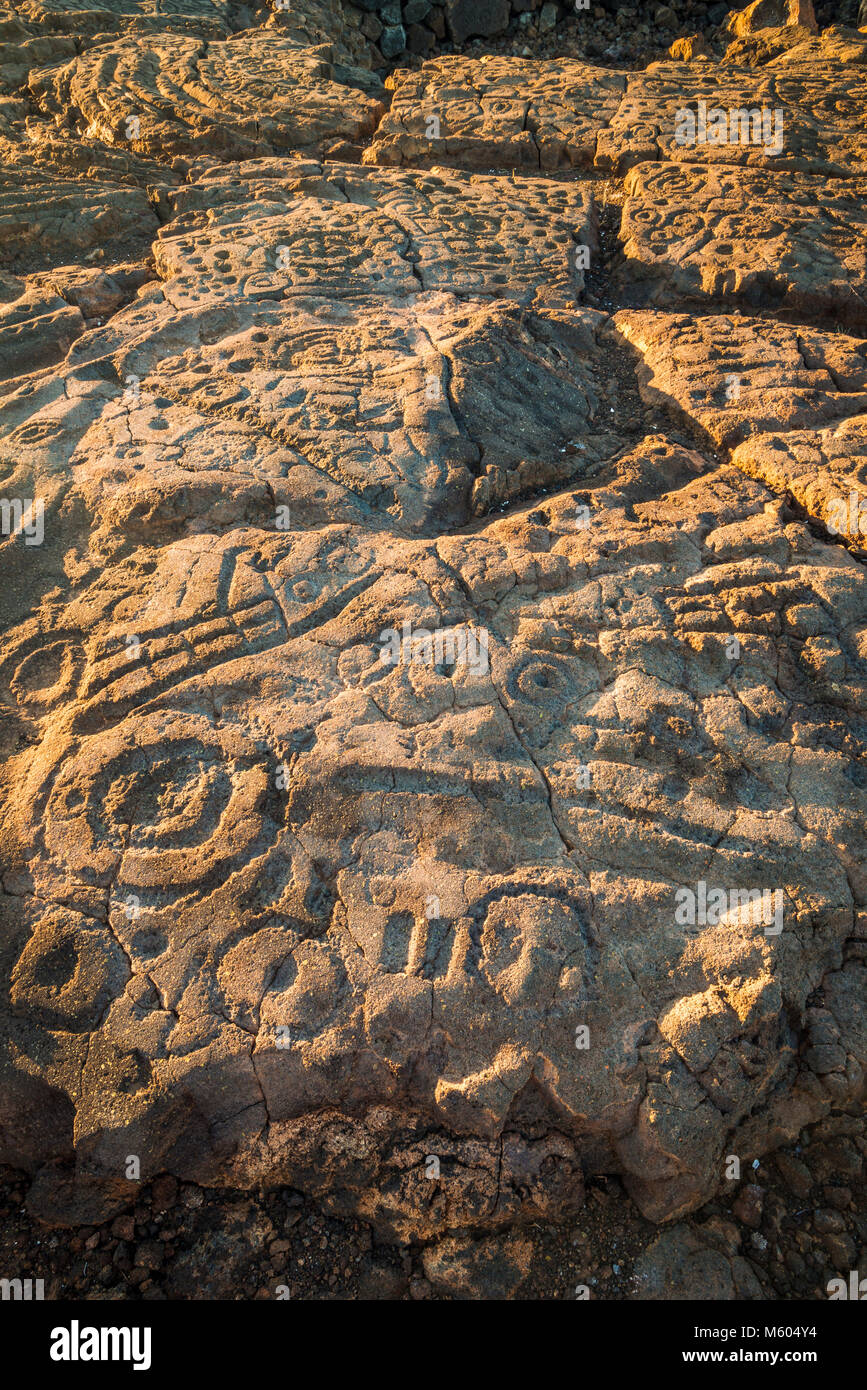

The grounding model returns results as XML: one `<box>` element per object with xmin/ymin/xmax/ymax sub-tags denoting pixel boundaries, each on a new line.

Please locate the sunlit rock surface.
<box><xmin>1</xmin><ymin>0</ymin><xmax>865</xmax><ymax>1239</ymax></box>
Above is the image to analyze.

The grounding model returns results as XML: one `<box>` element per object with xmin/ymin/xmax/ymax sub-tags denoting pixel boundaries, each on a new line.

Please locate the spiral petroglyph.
<box><xmin>1</xmin><ymin>0</ymin><xmax>866</xmax><ymax>1294</ymax></box>
<box><xmin>19</xmin><ymin>712</ymin><xmax>279</xmax><ymax>913</ymax></box>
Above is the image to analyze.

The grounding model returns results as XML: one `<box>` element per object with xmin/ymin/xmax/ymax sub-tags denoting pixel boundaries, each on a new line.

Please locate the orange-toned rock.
<box><xmin>1</xmin><ymin>0</ymin><xmax>866</xmax><ymax>1247</ymax></box>
<box><xmin>724</xmin><ymin>0</ymin><xmax>818</xmax><ymax>38</ymax></box>
<box><xmin>668</xmin><ymin>33</ymin><xmax>713</xmax><ymax>61</ymax></box>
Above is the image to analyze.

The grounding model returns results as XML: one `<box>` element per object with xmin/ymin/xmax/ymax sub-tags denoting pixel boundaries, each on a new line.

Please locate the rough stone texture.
<box><xmin>724</xmin><ymin>23</ymin><xmax>867</xmax><ymax>69</ymax></box>
<box><xmin>422</xmin><ymin>1231</ymin><xmax>534</xmax><ymax>1297</ymax></box>
<box><xmin>364</xmin><ymin>55</ymin><xmax>627</xmax><ymax>169</ymax></box>
<box><xmin>13</xmin><ymin>0</ymin><xmax>365</xmax><ymax>55</ymax></box>
<box><xmin>724</xmin><ymin>0</ymin><xmax>818</xmax><ymax>39</ymax></box>
<box><xmin>0</xmin><ymin>0</ymin><xmax>866</xmax><ymax>1250</ymax></box>
<box><xmin>444</xmin><ymin>0</ymin><xmax>511</xmax><ymax>45</ymax></box>
<box><xmin>0</xmin><ymin>165</ymin><xmax>159</xmax><ymax>264</ymax></box>
<box><xmin>14</xmin><ymin>0</ymin><xmax>233</xmax><ymax>27</ymax></box>
<box><xmin>3</xmin><ymin>388</ymin><xmax>865</xmax><ymax>1233</ymax></box>
<box><xmin>369</xmin><ymin>38</ymin><xmax>867</xmax><ymax>175</ymax></box>
<box><xmin>158</xmin><ymin>160</ymin><xmax>600</xmax><ymax>310</ymax></box>
<box><xmin>613</xmin><ymin>310</ymin><xmax>867</xmax><ymax>449</ymax></box>
<box><xmin>28</xmin><ymin>34</ymin><xmax>384</xmax><ymax>160</ymax></box>
<box><xmin>598</xmin><ymin>53</ymin><xmax>867</xmax><ymax>176</ymax></box>
<box><xmin>617</xmin><ymin>164</ymin><xmax>867</xmax><ymax>328</ymax></box>
<box><xmin>630</xmin><ymin>1222</ymin><xmax>764</xmax><ymax>1299</ymax></box>
<box><xmin>0</xmin><ymin>275</ymin><xmax>85</xmax><ymax>378</ymax></box>
<box><xmin>731</xmin><ymin>415</ymin><xmax>867</xmax><ymax>551</ymax></box>
<box><xmin>17</xmin><ymin>0</ymin><xmax>235</xmax><ymax>17</ymax></box>
<box><xmin>668</xmin><ymin>34</ymin><xmax>713</xmax><ymax>61</ymax></box>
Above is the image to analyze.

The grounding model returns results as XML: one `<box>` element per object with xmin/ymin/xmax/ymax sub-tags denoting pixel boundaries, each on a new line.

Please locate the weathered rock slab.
<box><xmin>364</xmin><ymin>55</ymin><xmax>626</xmax><ymax>170</ymax></box>
<box><xmin>617</xmin><ymin>163</ymin><xmax>867</xmax><ymax>327</ymax></box>
<box><xmin>28</xmin><ymin>34</ymin><xmax>385</xmax><ymax>160</ymax></box>
<box><xmin>614</xmin><ymin>310</ymin><xmax>867</xmax><ymax>449</ymax></box>
<box><xmin>1</xmin><ymin>0</ymin><xmax>866</xmax><ymax>1249</ymax></box>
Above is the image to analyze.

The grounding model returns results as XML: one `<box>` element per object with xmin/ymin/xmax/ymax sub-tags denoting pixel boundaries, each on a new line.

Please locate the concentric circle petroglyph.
<box><xmin>10</xmin><ymin>907</ymin><xmax>129</xmax><ymax>1033</ymax></box>
<box><xmin>22</xmin><ymin>713</ymin><xmax>277</xmax><ymax>909</ymax></box>
<box><xmin>1</xmin><ymin>0</ymin><xmax>866</xmax><ymax>1246</ymax></box>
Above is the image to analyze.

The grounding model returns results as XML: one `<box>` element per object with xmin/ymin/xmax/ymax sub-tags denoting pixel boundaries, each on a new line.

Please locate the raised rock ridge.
<box><xmin>0</xmin><ymin>1</ymin><xmax>865</xmax><ymax>1241</ymax></box>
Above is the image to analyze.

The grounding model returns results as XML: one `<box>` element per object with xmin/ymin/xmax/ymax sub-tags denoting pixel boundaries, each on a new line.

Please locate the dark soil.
<box><xmin>2</xmin><ymin>1105</ymin><xmax>863</xmax><ymax>1299</ymax></box>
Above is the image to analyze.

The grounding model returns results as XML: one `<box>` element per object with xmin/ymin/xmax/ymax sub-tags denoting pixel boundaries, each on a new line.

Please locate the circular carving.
<box><xmin>11</xmin><ymin>909</ymin><xmax>128</xmax><ymax>1033</ymax></box>
<box><xmin>41</xmin><ymin>712</ymin><xmax>273</xmax><ymax>901</ymax></box>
